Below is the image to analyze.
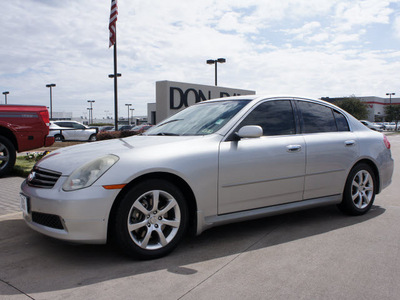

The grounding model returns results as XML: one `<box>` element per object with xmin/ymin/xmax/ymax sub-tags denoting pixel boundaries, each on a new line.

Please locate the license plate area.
<box><xmin>20</xmin><ymin>193</ymin><xmax>30</xmax><ymax>215</ymax></box>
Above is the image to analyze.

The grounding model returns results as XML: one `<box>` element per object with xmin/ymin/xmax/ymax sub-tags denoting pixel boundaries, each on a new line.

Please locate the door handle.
<box><xmin>345</xmin><ymin>140</ymin><xmax>356</xmax><ymax>146</ymax></box>
<box><xmin>286</xmin><ymin>145</ymin><xmax>302</xmax><ymax>152</ymax></box>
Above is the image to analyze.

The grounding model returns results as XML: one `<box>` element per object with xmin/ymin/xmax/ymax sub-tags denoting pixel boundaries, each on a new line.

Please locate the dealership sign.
<box><xmin>155</xmin><ymin>80</ymin><xmax>255</xmax><ymax>123</ymax></box>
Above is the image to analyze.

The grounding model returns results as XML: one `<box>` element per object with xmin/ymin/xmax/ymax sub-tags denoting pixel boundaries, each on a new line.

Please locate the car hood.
<box><xmin>36</xmin><ymin>135</ymin><xmax>207</xmax><ymax>175</ymax></box>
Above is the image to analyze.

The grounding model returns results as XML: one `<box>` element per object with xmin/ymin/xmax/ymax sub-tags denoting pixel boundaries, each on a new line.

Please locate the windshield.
<box><xmin>145</xmin><ymin>100</ymin><xmax>250</xmax><ymax>136</ymax></box>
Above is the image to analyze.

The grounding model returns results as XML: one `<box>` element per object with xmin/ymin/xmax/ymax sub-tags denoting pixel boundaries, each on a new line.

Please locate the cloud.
<box><xmin>0</xmin><ymin>0</ymin><xmax>399</xmax><ymax>118</ymax></box>
<box><xmin>394</xmin><ymin>14</ymin><xmax>400</xmax><ymax>38</ymax></box>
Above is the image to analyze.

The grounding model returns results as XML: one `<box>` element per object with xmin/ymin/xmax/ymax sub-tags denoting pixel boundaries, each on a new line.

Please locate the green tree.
<box><xmin>335</xmin><ymin>95</ymin><xmax>369</xmax><ymax>120</ymax></box>
<box><xmin>384</xmin><ymin>105</ymin><xmax>400</xmax><ymax>130</ymax></box>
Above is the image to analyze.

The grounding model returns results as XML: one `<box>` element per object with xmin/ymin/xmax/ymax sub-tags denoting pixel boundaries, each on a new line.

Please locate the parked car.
<box><xmin>48</xmin><ymin>121</ymin><xmax>98</xmax><ymax>142</ymax></box>
<box><xmin>383</xmin><ymin>122</ymin><xmax>396</xmax><ymax>131</ymax></box>
<box><xmin>118</xmin><ymin>125</ymin><xmax>135</xmax><ymax>131</ymax></box>
<box><xmin>130</xmin><ymin>124</ymin><xmax>153</xmax><ymax>134</ymax></box>
<box><xmin>21</xmin><ymin>96</ymin><xmax>394</xmax><ymax>259</ymax></box>
<box><xmin>99</xmin><ymin>126</ymin><xmax>114</xmax><ymax>132</ymax></box>
<box><xmin>359</xmin><ymin>120</ymin><xmax>384</xmax><ymax>131</ymax></box>
<box><xmin>0</xmin><ymin>105</ymin><xmax>54</xmax><ymax>176</ymax></box>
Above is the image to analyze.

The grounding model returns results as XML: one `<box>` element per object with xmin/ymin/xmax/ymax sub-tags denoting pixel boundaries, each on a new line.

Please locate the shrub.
<box><xmin>96</xmin><ymin>131</ymin><xmax>138</xmax><ymax>141</ymax></box>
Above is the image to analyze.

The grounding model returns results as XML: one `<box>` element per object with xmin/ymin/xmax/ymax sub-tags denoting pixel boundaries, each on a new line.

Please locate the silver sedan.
<box><xmin>21</xmin><ymin>96</ymin><xmax>394</xmax><ymax>259</ymax></box>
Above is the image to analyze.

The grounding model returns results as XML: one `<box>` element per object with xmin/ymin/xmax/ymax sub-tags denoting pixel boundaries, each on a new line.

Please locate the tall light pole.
<box><xmin>46</xmin><ymin>83</ymin><xmax>56</xmax><ymax>119</ymax></box>
<box><xmin>2</xmin><ymin>91</ymin><xmax>9</xmax><ymax>104</ymax></box>
<box><xmin>109</xmin><ymin>73</ymin><xmax>121</xmax><ymax>129</ymax></box>
<box><xmin>130</xmin><ymin>108</ymin><xmax>135</xmax><ymax>125</ymax></box>
<box><xmin>87</xmin><ymin>100</ymin><xmax>95</xmax><ymax>124</ymax></box>
<box><xmin>206</xmin><ymin>58</ymin><xmax>226</xmax><ymax>86</ymax></box>
<box><xmin>125</xmin><ymin>103</ymin><xmax>132</xmax><ymax>125</ymax></box>
<box><xmin>386</xmin><ymin>92</ymin><xmax>395</xmax><ymax>105</ymax></box>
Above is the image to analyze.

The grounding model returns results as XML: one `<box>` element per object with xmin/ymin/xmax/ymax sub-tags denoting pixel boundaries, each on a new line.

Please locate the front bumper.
<box><xmin>20</xmin><ymin>177</ymin><xmax>119</xmax><ymax>244</ymax></box>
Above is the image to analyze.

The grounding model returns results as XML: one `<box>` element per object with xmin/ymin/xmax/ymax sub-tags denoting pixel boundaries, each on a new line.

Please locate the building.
<box><xmin>148</xmin><ymin>80</ymin><xmax>256</xmax><ymax>124</ymax></box>
<box><xmin>321</xmin><ymin>96</ymin><xmax>400</xmax><ymax>121</ymax></box>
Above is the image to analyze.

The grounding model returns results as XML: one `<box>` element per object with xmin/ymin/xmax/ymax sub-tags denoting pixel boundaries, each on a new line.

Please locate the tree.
<box><xmin>335</xmin><ymin>95</ymin><xmax>369</xmax><ymax>120</ymax></box>
<box><xmin>384</xmin><ymin>105</ymin><xmax>400</xmax><ymax>130</ymax></box>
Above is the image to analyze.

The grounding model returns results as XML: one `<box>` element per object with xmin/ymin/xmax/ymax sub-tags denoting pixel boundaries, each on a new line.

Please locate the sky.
<box><xmin>1</xmin><ymin>0</ymin><xmax>400</xmax><ymax>120</ymax></box>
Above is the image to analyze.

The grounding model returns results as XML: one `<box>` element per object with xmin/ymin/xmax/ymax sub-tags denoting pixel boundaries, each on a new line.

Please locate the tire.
<box><xmin>0</xmin><ymin>136</ymin><xmax>17</xmax><ymax>177</ymax></box>
<box><xmin>89</xmin><ymin>134</ymin><xmax>97</xmax><ymax>142</ymax></box>
<box><xmin>54</xmin><ymin>134</ymin><xmax>64</xmax><ymax>142</ymax></box>
<box><xmin>338</xmin><ymin>163</ymin><xmax>376</xmax><ymax>216</ymax></box>
<box><xmin>114</xmin><ymin>179</ymin><xmax>188</xmax><ymax>259</ymax></box>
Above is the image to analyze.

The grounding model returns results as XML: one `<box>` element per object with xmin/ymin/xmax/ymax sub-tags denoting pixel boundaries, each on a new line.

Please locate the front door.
<box><xmin>218</xmin><ymin>99</ymin><xmax>306</xmax><ymax>214</ymax></box>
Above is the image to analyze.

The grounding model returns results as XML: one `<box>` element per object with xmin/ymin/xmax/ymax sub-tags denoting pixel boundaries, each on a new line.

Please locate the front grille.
<box><xmin>32</xmin><ymin>212</ymin><xmax>64</xmax><ymax>230</ymax></box>
<box><xmin>27</xmin><ymin>167</ymin><xmax>61</xmax><ymax>189</ymax></box>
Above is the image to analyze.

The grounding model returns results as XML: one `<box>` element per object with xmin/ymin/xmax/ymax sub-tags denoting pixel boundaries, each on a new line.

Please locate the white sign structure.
<box><xmin>152</xmin><ymin>80</ymin><xmax>256</xmax><ymax>124</ymax></box>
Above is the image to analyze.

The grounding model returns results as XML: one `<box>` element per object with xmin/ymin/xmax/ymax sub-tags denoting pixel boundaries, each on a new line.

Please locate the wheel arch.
<box><xmin>0</xmin><ymin>126</ymin><xmax>18</xmax><ymax>151</ymax></box>
<box><xmin>350</xmin><ymin>158</ymin><xmax>381</xmax><ymax>194</ymax></box>
<box><xmin>107</xmin><ymin>172</ymin><xmax>198</xmax><ymax>242</ymax></box>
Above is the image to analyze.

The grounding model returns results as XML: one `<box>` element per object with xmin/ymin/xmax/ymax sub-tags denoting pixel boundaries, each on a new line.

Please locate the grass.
<box><xmin>12</xmin><ymin>157</ymin><xmax>36</xmax><ymax>178</ymax></box>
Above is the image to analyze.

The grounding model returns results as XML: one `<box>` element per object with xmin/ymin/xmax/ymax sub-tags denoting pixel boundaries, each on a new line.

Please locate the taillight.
<box><xmin>39</xmin><ymin>110</ymin><xmax>50</xmax><ymax>126</ymax></box>
<box><xmin>383</xmin><ymin>134</ymin><xmax>391</xmax><ymax>149</ymax></box>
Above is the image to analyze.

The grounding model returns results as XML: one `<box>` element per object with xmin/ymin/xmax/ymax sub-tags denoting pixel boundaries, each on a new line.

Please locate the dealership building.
<box><xmin>322</xmin><ymin>96</ymin><xmax>400</xmax><ymax>122</ymax></box>
<box><xmin>147</xmin><ymin>80</ymin><xmax>256</xmax><ymax>124</ymax></box>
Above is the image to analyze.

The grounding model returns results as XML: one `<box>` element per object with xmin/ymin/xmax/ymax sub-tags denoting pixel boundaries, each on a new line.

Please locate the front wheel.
<box><xmin>114</xmin><ymin>179</ymin><xmax>188</xmax><ymax>259</ymax></box>
<box><xmin>338</xmin><ymin>163</ymin><xmax>376</xmax><ymax>215</ymax></box>
<box><xmin>0</xmin><ymin>136</ymin><xmax>16</xmax><ymax>177</ymax></box>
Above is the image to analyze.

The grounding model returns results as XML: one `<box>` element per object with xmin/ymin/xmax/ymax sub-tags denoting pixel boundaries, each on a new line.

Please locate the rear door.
<box><xmin>218</xmin><ymin>99</ymin><xmax>306</xmax><ymax>214</ymax></box>
<box><xmin>296</xmin><ymin>100</ymin><xmax>359</xmax><ymax>199</ymax></box>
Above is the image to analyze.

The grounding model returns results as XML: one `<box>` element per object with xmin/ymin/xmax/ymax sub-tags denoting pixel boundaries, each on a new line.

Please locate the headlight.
<box><xmin>63</xmin><ymin>155</ymin><xmax>119</xmax><ymax>191</ymax></box>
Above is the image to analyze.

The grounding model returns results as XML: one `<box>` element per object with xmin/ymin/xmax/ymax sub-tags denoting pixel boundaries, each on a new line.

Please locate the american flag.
<box><xmin>109</xmin><ymin>0</ymin><xmax>118</xmax><ymax>47</ymax></box>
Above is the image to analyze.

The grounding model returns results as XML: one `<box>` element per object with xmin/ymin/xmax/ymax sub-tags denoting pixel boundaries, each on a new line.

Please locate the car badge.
<box><xmin>28</xmin><ymin>171</ymin><xmax>36</xmax><ymax>182</ymax></box>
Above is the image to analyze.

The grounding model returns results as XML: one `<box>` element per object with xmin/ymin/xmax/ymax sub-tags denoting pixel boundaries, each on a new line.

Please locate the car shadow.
<box><xmin>0</xmin><ymin>204</ymin><xmax>385</xmax><ymax>295</ymax></box>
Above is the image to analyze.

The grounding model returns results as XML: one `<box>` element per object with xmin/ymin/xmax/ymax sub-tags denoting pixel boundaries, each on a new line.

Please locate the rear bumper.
<box><xmin>44</xmin><ymin>136</ymin><xmax>55</xmax><ymax>147</ymax></box>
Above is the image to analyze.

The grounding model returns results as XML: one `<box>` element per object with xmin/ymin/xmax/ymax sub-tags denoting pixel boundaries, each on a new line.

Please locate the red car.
<box><xmin>0</xmin><ymin>105</ymin><xmax>54</xmax><ymax>176</ymax></box>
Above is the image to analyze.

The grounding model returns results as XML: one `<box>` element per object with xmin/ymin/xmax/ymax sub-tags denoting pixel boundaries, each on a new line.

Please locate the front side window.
<box><xmin>238</xmin><ymin>100</ymin><xmax>296</xmax><ymax>136</ymax></box>
<box><xmin>297</xmin><ymin>101</ymin><xmax>337</xmax><ymax>133</ymax></box>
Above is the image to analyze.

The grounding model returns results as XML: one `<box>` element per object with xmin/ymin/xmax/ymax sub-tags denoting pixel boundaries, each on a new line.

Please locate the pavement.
<box><xmin>0</xmin><ymin>135</ymin><xmax>399</xmax><ymax>300</ymax></box>
<box><xmin>0</xmin><ymin>176</ymin><xmax>25</xmax><ymax>216</ymax></box>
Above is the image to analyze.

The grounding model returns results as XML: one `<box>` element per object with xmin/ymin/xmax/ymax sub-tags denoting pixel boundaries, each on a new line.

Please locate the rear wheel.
<box><xmin>54</xmin><ymin>134</ymin><xmax>64</xmax><ymax>142</ymax></box>
<box><xmin>114</xmin><ymin>179</ymin><xmax>188</xmax><ymax>259</ymax></box>
<box><xmin>0</xmin><ymin>136</ymin><xmax>16</xmax><ymax>177</ymax></box>
<box><xmin>89</xmin><ymin>134</ymin><xmax>97</xmax><ymax>142</ymax></box>
<box><xmin>338</xmin><ymin>163</ymin><xmax>376</xmax><ymax>215</ymax></box>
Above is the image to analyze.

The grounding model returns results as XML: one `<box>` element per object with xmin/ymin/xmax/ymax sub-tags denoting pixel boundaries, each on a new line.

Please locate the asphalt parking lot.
<box><xmin>1</xmin><ymin>135</ymin><xmax>399</xmax><ymax>300</ymax></box>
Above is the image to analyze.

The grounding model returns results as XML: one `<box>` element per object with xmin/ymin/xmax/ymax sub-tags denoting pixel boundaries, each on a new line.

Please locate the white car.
<box><xmin>49</xmin><ymin>121</ymin><xmax>97</xmax><ymax>142</ymax></box>
<box><xmin>359</xmin><ymin>120</ymin><xmax>384</xmax><ymax>131</ymax></box>
<box><xmin>21</xmin><ymin>96</ymin><xmax>394</xmax><ymax>259</ymax></box>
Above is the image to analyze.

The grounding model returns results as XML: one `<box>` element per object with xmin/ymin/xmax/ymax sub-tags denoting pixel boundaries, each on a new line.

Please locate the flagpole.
<box><xmin>113</xmin><ymin>32</ymin><xmax>118</xmax><ymax>130</ymax></box>
<box><xmin>109</xmin><ymin>0</ymin><xmax>119</xmax><ymax>130</ymax></box>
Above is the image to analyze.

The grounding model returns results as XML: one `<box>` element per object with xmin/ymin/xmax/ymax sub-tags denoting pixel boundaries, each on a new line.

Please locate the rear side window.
<box><xmin>297</xmin><ymin>101</ymin><xmax>337</xmax><ymax>133</ymax></box>
<box><xmin>333</xmin><ymin>110</ymin><xmax>350</xmax><ymax>131</ymax></box>
<box><xmin>54</xmin><ymin>122</ymin><xmax>70</xmax><ymax>127</ymax></box>
<box><xmin>239</xmin><ymin>100</ymin><xmax>296</xmax><ymax>136</ymax></box>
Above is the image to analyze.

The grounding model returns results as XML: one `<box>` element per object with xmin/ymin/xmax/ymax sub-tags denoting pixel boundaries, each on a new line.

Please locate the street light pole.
<box><xmin>386</xmin><ymin>92</ymin><xmax>395</xmax><ymax>105</ymax></box>
<box><xmin>130</xmin><ymin>108</ymin><xmax>135</xmax><ymax>125</ymax></box>
<box><xmin>206</xmin><ymin>58</ymin><xmax>226</xmax><ymax>86</ymax></box>
<box><xmin>46</xmin><ymin>84</ymin><xmax>56</xmax><ymax>119</ymax></box>
<box><xmin>2</xmin><ymin>91</ymin><xmax>9</xmax><ymax>104</ymax></box>
<box><xmin>87</xmin><ymin>100</ymin><xmax>95</xmax><ymax>125</ymax></box>
<box><xmin>125</xmin><ymin>103</ymin><xmax>132</xmax><ymax>125</ymax></box>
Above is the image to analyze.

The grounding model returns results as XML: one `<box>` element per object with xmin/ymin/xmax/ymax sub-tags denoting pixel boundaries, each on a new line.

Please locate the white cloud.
<box><xmin>0</xmin><ymin>0</ymin><xmax>399</xmax><ymax>118</ymax></box>
<box><xmin>394</xmin><ymin>14</ymin><xmax>400</xmax><ymax>38</ymax></box>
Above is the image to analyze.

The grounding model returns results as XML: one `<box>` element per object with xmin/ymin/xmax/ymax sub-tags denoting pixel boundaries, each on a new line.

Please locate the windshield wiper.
<box><xmin>157</xmin><ymin>119</ymin><xmax>183</xmax><ymax>127</ymax></box>
<box><xmin>156</xmin><ymin>132</ymin><xmax>180</xmax><ymax>136</ymax></box>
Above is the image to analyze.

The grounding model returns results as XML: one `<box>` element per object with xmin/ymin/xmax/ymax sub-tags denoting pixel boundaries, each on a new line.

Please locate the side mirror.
<box><xmin>237</xmin><ymin>125</ymin><xmax>263</xmax><ymax>139</ymax></box>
